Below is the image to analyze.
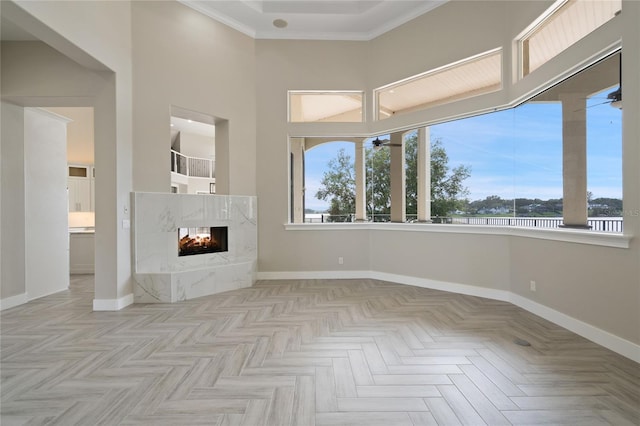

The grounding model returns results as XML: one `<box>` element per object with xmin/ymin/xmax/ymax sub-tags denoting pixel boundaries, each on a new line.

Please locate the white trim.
<box><xmin>257</xmin><ymin>270</ymin><xmax>640</xmax><ymax>363</ymax></box>
<box><xmin>370</xmin><ymin>271</ymin><xmax>512</xmax><ymax>302</ymax></box>
<box><xmin>0</xmin><ymin>292</ymin><xmax>28</xmax><ymax>311</ymax></box>
<box><xmin>177</xmin><ymin>1</ymin><xmax>257</xmax><ymax>39</ymax></box>
<box><xmin>510</xmin><ymin>293</ymin><xmax>640</xmax><ymax>364</ymax></box>
<box><xmin>284</xmin><ymin>222</ymin><xmax>631</xmax><ymax>249</ymax></box>
<box><xmin>93</xmin><ymin>293</ymin><xmax>134</xmax><ymax>311</ymax></box>
<box><xmin>23</xmin><ymin>287</ymin><xmax>71</xmax><ymax>303</ymax></box>
<box><xmin>70</xmin><ymin>265</ymin><xmax>95</xmax><ymax>275</ymax></box>
<box><xmin>256</xmin><ymin>270</ymin><xmax>372</xmax><ymax>281</ymax></box>
<box><xmin>179</xmin><ymin>0</ymin><xmax>446</xmax><ymax>42</ymax></box>
<box><xmin>27</xmin><ymin>107</ymin><xmax>73</xmax><ymax>123</ymax></box>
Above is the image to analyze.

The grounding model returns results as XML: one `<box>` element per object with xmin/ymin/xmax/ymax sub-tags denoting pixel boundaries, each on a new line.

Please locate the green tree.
<box><xmin>366</xmin><ymin>146</ymin><xmax>391</xmax><ymax>219</ymax></box>
<box><xmin>316</xmin><ymin>136</ymin><xmax>470</xmax><ymax>220</ymax></box>
<box><xmin>315</xmin><ymin>148</ymin><xmax>355</xmax><ymax>221</ymax></box>
<box><xmin>405</xmin><ymin>134</ymin><xmax>471</xmax><ymax>217</ymax></box>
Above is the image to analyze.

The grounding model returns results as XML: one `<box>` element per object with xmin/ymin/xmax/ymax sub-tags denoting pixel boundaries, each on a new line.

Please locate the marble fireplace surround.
<box><xmin>132</xmin><ymin>192</ymin><xmax>257</xmax><ymax>303</ymax></box>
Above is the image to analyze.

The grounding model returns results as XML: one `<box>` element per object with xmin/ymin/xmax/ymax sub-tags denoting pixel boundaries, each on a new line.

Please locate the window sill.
<box><xmin>283</xmin><ymin>222</ymin><xmax>631</xmax><ymax>249</ymax></box>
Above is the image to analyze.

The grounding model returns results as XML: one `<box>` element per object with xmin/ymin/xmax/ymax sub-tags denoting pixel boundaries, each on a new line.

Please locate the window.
<box><xmin>303</xmin><ymin>141</ymin><xmax>356</xmax><ymax>222</ymax></box>
<box><xmin>429</xmin><ymin>52</ymin><xmax>621</xmax><ymax>231</ymax></box>
<box><xmin>519</xmin><ymin>0</ymin><xmax>621</xmax><ymax>77</ymax></box>
<box><xmin>376</xmin><ymin>49</ymin><xmax>502</xmax><ymax>120</ymax></box>
<box><xmin>288</xmin><ymin>91</ymin><xmax>363</xmax><ymax>123</ymax></box>
<box><xmin>293</xmin><ymin>52</ymin><xmax>622</xmax><ymax>232</ymax></box>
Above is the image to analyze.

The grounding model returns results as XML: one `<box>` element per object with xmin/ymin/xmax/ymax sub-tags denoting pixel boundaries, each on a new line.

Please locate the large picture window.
<box><xmin>293</xmin><ymin>52</ymin><xmax>622</xmax><ymax>232</ymax></box>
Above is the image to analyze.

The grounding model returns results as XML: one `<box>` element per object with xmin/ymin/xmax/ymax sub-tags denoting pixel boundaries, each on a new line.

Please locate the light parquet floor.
<box><xmin>1</xmin><ymin>275</ymin><xmax>638</xmax><ymax>425</ymax></box>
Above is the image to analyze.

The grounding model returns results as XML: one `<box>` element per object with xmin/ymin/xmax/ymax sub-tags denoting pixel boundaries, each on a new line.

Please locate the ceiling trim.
<box><xmin>178</xmin><ymin>0</ymin><xmax>447</xmax><ymax>41</ymax></box>
<box><xmin>178</xmin><ymin>0</ymin><xmax>258</xmax><ymax>38</ymax></box>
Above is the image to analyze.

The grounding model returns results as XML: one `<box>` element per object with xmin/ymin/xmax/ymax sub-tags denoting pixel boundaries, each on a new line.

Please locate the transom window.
<box><xmin>519</xmin><ymin>0</ymin><xmax>621</xmax><ymax>77</ymax></box>
<box><xmin>288</xmin><ymin>91</ymin><xmax>363</xmax><ymax>123</ymax></box>
<box><xmin>375</xmin><ymin>49</ymin><xmax>502</xmax><ymax>120</ymax></box>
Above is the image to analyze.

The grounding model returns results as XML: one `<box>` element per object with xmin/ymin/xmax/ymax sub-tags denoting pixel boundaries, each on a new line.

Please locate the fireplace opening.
<box><xmin>178</xmin><ymin>226</ymin><xmax>228</xmax><ymax>256</ymax></box>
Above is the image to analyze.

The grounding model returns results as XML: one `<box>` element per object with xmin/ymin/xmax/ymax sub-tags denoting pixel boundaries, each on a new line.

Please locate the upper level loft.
<box><xmin>169</xmin><ymin>112</ymin><xmax>216</xmax><ymax>194</ymax></box>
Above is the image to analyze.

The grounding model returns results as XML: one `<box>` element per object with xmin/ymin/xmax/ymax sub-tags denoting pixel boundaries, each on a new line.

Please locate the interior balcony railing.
<box><xmin>171</xmin><ymin>150</ymin><xmax>215</xmax><ymax>179</ymax></box>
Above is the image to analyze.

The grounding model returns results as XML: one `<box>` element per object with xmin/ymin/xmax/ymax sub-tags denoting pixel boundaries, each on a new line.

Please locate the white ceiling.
<box><xmin>171</xmin><ymin>116</ymin><xmax>216</xmax><ymax>138</ymax></box>
<box><xmin>1</xmin><ymin>1</ymin><xmax>446</xmax><ymax>42</ymax></box>
<box><xmin>179</xmin><ymin>0</ymin><xmax>447</xmax><ymax>40</ymax></box>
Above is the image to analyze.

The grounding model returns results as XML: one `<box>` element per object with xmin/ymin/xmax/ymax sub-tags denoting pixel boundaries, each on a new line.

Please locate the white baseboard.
<box><xmin>370</xmin><ymin>271</ymin><xmax>512</xmax><ymax>302</ymax></box>
<box><xmin>93</xmin><ymin>293</ymin><xmax>134</xmax><ymax>311</ymax></box>
<box><xmin>256</xmin><ymin>270</ymin><xmax>372</xmax><ymax>280</ymax></box>
<box><xmin>70</xmin><ymin>266</ymin><xmax>95</xmax><ymax>274</ymax></box>
<box><xmin>257</xmin><ymin>270</ymin><xmax>640</xmax><ymax>363</ymax></box>
<box><xmin>510</xmin><ymin>293</ymin><xmax>640</xmax><ymax>363</ymax></box>
<box><xmin>0</xmin><ymin>292</ymin><xmax>28</xmax><ymax>311</ymax></box>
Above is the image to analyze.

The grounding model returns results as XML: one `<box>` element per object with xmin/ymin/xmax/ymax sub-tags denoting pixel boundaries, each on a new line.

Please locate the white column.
<box><xmin>354</xmin><ymin>140</ymin><xmax>366</xmax><ymax>221</ymax></box>
<box><xmin>390</xmin><ymin>132</ymin><xmax>406</xmax><ymax>222</ymax></box>
<box><xmin>290</xmin><ymin>138</ymin><xmax>305</xmax><ymax>223</ymax></box>
<box><xmin>24</xmin><ymin>108</ymin><xmax>71</xmax><ymax>300</ymax></box>
<box><xmin>417</xmin><ymin>127</ymin><xmax>432</xmax><ymax>222</ymax></box>
<box><xmin>560</xmin><ymin>93</ymin><xmax>589</xmax><ymax>228</ymax></box>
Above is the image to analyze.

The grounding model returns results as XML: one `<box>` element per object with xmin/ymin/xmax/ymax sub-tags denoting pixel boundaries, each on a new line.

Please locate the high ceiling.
<box><xmin>179</xmin><ymin>0</ymin><xmax>447</xmax><ymax>40</ymax></box>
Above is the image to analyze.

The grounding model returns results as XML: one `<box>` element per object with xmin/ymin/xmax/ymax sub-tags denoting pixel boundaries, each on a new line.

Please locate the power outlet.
<box><xmin>338</xmin><ymin>257</ymin><xmax>344</xmax><ymax>265</ymax></box>
<box><xmin>530</xmin><ymin>280</ymin><xmax>537</xmax><ymax>292</ymax></box>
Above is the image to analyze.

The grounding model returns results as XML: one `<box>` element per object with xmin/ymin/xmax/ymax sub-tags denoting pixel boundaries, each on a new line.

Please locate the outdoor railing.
<box><xmin>303</xmin><ymin>214</ymin><xmax>623</xmax><ymax>233</ymax></box>
<box><xmin>171</xmin><ymin>150</ymin><xmax>215</xmax><ymax>179</ymax></box>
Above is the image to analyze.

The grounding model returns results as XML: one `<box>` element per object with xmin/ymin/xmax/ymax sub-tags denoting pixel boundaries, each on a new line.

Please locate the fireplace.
<box><xmin>178</xmin><ymin>227</ymin><xmax>228</xmax><ymax>256</ymax></box>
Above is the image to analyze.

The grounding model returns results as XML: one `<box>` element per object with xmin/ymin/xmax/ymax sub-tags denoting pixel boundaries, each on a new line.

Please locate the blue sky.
<box><xmin>304</xmin><ymin>90</ymin><xmax>622</xmax><ymax>212</ymax></box>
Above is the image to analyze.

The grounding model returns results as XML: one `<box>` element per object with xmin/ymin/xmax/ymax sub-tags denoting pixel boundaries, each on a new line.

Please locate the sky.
<box><xmin>304</xmin><ymin>89</ymin><xmax>623</xmax><ymax>212</ymax></box>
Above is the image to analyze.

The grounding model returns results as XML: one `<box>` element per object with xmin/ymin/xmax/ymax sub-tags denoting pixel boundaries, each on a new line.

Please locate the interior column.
<box><xmin>560</xmin><ymin>93</ymin><xmax>590</xmax><ymax>229</ymax></box>
<box><xmin>390</xmin><ymin>132</ymin><xmax>406</xmax><ymax>222</ymax></box>
<box><xmin>290</xmin><ymin>137</ymin><xmax>305</xmax><ymax>223</ymax></box>
<box><xmin>417</xmin><ymin>127</ymin><xmax>432</xmax><ymax>222</ymax></box>
<box><xmin>354</xmin><ymin>140</ymin><xmax>367</xmax><ymax>221</ymax></box>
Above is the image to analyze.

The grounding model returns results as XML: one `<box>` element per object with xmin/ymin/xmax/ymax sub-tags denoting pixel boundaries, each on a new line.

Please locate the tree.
<box><xmin>366</xmin><ymin>146</ymin><xmax>391</xmax><ymax>219</ymax></box>
<box><xmin>405</xmin><ymin>134</ymin><xmax>471</xmax><ymax>217</ymax></box>
<box><xmin>315</xmin><ymin>148</ymin><xmax>355</xmax><ymax>221</ymax></box>
<box><xmin>315</xmin><ymin>135</ymin><xmax>471</xmax><ymax>220</ymax></box>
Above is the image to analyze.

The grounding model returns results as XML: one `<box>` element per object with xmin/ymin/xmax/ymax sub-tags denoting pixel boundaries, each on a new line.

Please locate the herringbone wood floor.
<box><xmin>1</xmin><ymin>275</ymin><xmax>638</xmax><ymax>425</ymax></box>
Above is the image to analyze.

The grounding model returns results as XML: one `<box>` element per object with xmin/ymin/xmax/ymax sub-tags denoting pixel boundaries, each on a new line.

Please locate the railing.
<box><xmin>171</xmin><ymin>150</ymin><xmax>215</xmax><ymax>179</ymax></box>
<box><xmin>449</xmin><ymin>216</ymin><xmax>623</xmax><ymax>232</ymax></box>
<box><xmin>303</xmin><ymin>214</ymin><xmax>623</xmax><ymax>232</ymax></box>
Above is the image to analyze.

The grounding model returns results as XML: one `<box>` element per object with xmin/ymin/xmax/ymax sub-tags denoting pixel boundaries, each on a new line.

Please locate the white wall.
<box><xmin>23</xmin><ymin>108</ymin><xmax>70</xmax><ymax>300</ymax></box>
<box><xmin>0</xmin><ymin>104</ymin><xmax>71</xmax><ymax>305</ymax></box>
<box><xmin>1</xmin><ymin>0</ymin><xmax>133</xmax><ymax>308</ymax></box>
<box><xmin>46</xmin><ymin>106</ymin><xmax>95</xmax><ymax>166</ymax></box>
<box><xmin>256</xmin><ymin>39</ymin><xmax>370</xmax><ymax>273</ymax></box>
<box><xmin>0</xmin><ymin>102</ymin><xmax>26</xmax><ymax>304</ymax></box>
<box><xmin>255</xmin><ymin>0</ymin><xmax>640</xmax><ymax>349</ymax></box>
<box><xmin>179</xmin><ymin>132</ymin><xmax>215</xmax><ymax>160</ymax></box>
<box><xmin>131</xmin><ymin>1</ymin><xmax>256</xmax><ymax>196</ymax></box>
